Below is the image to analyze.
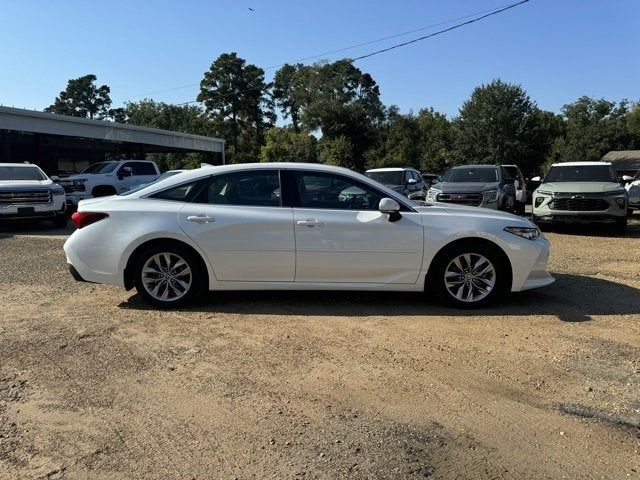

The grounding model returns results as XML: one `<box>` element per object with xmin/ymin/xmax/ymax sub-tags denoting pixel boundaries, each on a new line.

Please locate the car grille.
<box><xmin>0</xmin><ymin>190</ymin><xmax>52</xmax><ymax>205</ymax></box>
<box><xmin>550</xmin><ymin>196</ymin><xmax>609</xmax><ymax>211</ymax></box>
<box><xmin>437</xmin><ymin>193</ymin><xmax>482</xmax><ymax>206</ymax></box>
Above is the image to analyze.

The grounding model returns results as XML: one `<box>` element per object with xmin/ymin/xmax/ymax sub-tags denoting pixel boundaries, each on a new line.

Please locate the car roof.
<box><xmin>0</xmin><ymin>163</ymin><xmax>40</xmax><ymax>168</ymax></box>
<box><xmin>129</xmin><ymin>162</ymin><xmax>416</xmax><ymax>209</ymax></box>
<box><xmin>365</xmin><ymin>167</ymin><xmax>411</xmax><ymax>172</ymax></box>
<box><xmin>451</xmin><ymin>164</ymin><xmax>497</xmax><ymax>169</ymax></box>
<box><xmin>550</xmin><ymin>161</ymin><xmax>612</xmax><ymax>167</ymax></box>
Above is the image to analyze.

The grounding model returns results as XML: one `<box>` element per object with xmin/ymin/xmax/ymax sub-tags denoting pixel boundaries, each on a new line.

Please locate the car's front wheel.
<box><xmin>134</xmin><ymin>244</ymin><xmax>205</xmax><ymax>308</ymax></box>
<box><xmin>429</xmin><ymin>242</ymin><xmax>509</xmax><ymax>308</ymax></box>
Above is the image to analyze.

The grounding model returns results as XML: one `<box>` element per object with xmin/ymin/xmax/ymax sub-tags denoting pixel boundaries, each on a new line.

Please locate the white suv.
<box><xmin>61</xmin><ymin>160</ymin><xmax>160</xmax><ymax>207</ymax></box>
<box><xmin>0</xmin><ymin>163</ymin><xmax>67</xmax><ymax>227</ymax></box>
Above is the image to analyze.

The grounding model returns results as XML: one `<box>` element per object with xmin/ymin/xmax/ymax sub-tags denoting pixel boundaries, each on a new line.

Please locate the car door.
<box><xmin>177</xmin><ymin>169</ymin><xmax>295</xmax><ymax>282</ymax></box>
<box><xmin>290</xmin><ymin>170</ymin><xmax>424</xmax><ymax>284</ymax></box>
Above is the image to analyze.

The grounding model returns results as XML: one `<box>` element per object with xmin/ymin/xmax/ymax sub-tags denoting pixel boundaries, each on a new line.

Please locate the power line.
<box><xmin>352</xmin><ymin>0</ymin><xmax>530</xmax><ymax>61</ymax></box>
<box><xmin>125</xmin><ymin>1</ymin><xmax>530</xmax><ymax>102</ymax></box>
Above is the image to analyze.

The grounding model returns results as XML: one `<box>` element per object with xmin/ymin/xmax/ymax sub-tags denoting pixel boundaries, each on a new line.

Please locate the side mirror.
<box><xmin>406</xmin><ymin>178</ymin><xmax>417</xmax><ymax>185</ymax></box>
<box><xmin>379</xmin><ymin>197</ymin><xmax>401</xmax><ymax>222</ymax></box>
<box><xmin>118</xmin><ymin>167</ymin><xmax>132</xmax><ymax>179</ymax></box>
<box><xmin>531</xmin><ymin>176</ymin><xmax>541</xmax><ymax>182</ymax></box>
<box><xmin>50</xmin><ymin>175</ymin><xmax>60</xmax><ymax>182</ymax></box>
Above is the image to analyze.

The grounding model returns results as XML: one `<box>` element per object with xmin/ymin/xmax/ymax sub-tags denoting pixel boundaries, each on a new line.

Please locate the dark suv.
<box><xmin>426</xmin><ymin>164</ymin><xmax>516</xmax><ymax>211</ymax></box>
<box><xmin>364</xmin><ymin>167</ymin><xmax>428</xmax><ymax>201</ymax></box>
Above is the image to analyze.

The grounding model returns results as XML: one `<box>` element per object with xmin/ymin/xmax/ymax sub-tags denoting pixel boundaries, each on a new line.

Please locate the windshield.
<box><xmin>442</xmin><ymin>167</ymin><xmax>498</xmax><ymax>183</ymax></box>
<box><xmin>0</xmin><ymin>165</ymin><xmax>47</xmax><ymax>181</ymax></box>
<box><xmin>544</xmin><ymin>165</ymin><xmax>617</xmax><ymax>183</ymax></box>
<box><xmin>81</xmin><ymin>162</ymin><xmax>118</xmax><ymax>174</ymax></box>
<box><xmin>366</xmin><ymin>171</ymin><xmax>404</xmax><ymax>186</ymax></box>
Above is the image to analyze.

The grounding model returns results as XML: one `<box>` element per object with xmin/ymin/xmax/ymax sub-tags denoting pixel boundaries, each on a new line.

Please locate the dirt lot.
<box><xmin>0</xmin><ymin>219</ymin><xmax>639</xmax><ymax>479</ymax></box>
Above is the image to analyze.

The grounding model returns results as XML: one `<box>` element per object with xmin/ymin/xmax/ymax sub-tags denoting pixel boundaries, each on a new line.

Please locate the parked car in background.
<box><xmin>532</xmin><ymin>162</ymin><xmax>629</xmax><ymax>232</ymax></box>
<box><xmin>365</xmin><ymin>167</ymin><xmax>428</xmax><ymax>201</ymax></box>
<box><xmin>503</xmin><ymin>164</ymin><xmax>527</xmax><ymax>214</ymax></box>
<box><xmin>0</xmin><ymin>163</ymin><xmax>67</xmax><ymax>227</ymax></box>
<box><xmin>622</xmin><ymin>169</ymin><xmax>639</xmax><ymax>213</ymax></box>
<box><xmin>64</xmin><ymin>163</ymin><xmax>553</xmax><ymax>309</ymax></box>
<box><xmin>426</xmin><ymin>165</ymin><xmax>516</xmax><ymax>212</ymax></box>
<box><xmin>421</xmin><ymin>173</ymin><xmax>441</xmax><ymax>188</ymax></box>
<box><xmin>60</xmin><ymin>160</ymin><xmax>160</xmax><ymax>208</ymax></box>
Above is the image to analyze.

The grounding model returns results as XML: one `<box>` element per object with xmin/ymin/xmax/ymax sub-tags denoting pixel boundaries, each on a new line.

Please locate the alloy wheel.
<box><xmin>141</xmin><ymin>252</ymin><xmax>193</xmax><ymax>302</ymax></box>
<box><xmin>444</xmin><ymin>253</ymin><xmax>496</xmax><ymax>303</ymax></box>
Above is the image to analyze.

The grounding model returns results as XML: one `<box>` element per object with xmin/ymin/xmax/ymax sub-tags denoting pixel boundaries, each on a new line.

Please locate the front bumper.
<box><xmin>0</xmin><ymin>200</ymin><xmax>66</xmax><ymax>220</ymax></box>
<box><xmin>532</xmin><ymin>194</ymin><xmax>627</xmax><ymax>223</ymax></box>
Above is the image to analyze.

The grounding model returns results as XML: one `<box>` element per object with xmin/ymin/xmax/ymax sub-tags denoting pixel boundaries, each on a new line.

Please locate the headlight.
<box><xmin>426</xmin><ymin>189</ymin><xmax>440</xmax><ymax>201</ymax></box>
<box><xmin>482</xmin><ymin>190</ymin><xmax>498</xmax><ymax>202</ymax></box>
<box><xmin>504</xmin><ymin>226</ymin><xmax>540</xmax><ymax>240</ymax></box>
<box><xmin>51</xmin><ymin>186</ymin><xmax>65</xmax><ymax>196</ymax></box>
<box><xmin>604</xmin><ymin>189</ymin><xmax>625</xmax><ymax>196</ymax></box>
<box><xmin>536</xmin><ymin>190</ymin><xmax>552</xmax><ymax>195</ymax></box>
<box><xmin>534</xmin><ymin>197</ymin><xmax>545</xmax><ymax>207</ymax></box>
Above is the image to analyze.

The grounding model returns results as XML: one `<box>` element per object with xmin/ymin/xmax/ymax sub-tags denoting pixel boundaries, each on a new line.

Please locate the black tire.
<box><xmin>133</xmin><ymin>243</ymin><xmax>206</xmax><ymax>308</ymax></box>
<box><xmin>52</xmin><ymin>213</ymin><xmax>68</xmax><ymax>228</ymax></box>
<box><xmin>428</xmin><ymin>241</ymin><xmax>510</xmax><ymax>308</ymax></box>
<box><xmin>92</xmin><ymin>185</ymin><xmax>117</xmax><ymax>197</ymax></box>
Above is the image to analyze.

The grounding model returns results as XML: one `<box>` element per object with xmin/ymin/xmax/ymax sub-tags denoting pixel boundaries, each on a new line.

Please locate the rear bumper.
<box><xmin>68</xmin><ymin>263</ymin><xmax>93</xmax><ymax>283</ymax></box>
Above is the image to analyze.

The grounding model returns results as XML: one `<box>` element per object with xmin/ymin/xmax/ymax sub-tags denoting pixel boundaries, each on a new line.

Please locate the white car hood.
<box><xmin>0</xmin><ymin>179</ymin><xmax>52</xmax><ymax>188</ymax></box>
<box><xmin>415</xmin><ymin>203</ymin><xmax>534</xmax><ymax>226</ymax></box>
<box><xmin>538</xmin><ymin>182</ymin><xmax>622</xmax><ymax>193</ymax></box>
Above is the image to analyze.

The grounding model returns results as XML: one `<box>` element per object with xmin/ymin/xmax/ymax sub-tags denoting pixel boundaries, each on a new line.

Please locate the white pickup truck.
<box><xmin>60</xmin><ymin>160</ymin><xmax>160</xmax><ymax>207</ymax></box>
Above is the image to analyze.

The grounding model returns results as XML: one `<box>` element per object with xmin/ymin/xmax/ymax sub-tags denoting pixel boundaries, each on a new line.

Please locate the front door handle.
<box><xmin>297</xmin><ymin>218</ymin><xmax>325</xmax><ymax>227</ymax></box>
<box><xmin>187</xmin><ymin>215</ymin><xmax>215</xmax><ymax>224</ymax></box>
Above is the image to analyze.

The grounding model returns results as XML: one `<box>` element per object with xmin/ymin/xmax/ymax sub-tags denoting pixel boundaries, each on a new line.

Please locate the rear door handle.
<box><xmin>187</xmin><ymin>215</ymin><xmax>215</xmax><ymax>224</ymax></box>
<box><xmin>297</xmin><ymin>218</ymin><xmax>325</xmax><ymax>227</ymax></box>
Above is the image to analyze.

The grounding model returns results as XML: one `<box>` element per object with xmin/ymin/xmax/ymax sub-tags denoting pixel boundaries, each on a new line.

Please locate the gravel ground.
<box><xmin>0</xmin><ymin>217</ymin><xmax>639</xmax><ymax>479</ymax></box>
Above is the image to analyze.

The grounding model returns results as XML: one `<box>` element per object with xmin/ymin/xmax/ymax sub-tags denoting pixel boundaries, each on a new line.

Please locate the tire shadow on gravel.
<box><xmin>118</xmin><ymin>273</ymin><xmax>640</xmax><ymax>323</ymax></box>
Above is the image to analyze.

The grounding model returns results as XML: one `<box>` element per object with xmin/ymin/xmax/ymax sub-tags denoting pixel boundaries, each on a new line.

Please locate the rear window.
<box><xmin>149</xmin><ymin>180</ymin><xmax>204</xmax><ymax>202</ymax></box>
<box><xmin>365</xmin><ymin>171</ymin><xmax>404</xmax><ymax>186</ymax></box>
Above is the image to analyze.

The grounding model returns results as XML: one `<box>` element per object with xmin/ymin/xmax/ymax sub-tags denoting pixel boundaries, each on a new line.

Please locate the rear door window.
<box><xmin>203</xmin><ymin>170</ymin><xmax>281</xmax><ymax>207</ymax></box>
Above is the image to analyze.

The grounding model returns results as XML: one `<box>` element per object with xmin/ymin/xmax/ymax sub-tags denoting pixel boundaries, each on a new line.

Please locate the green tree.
<box><xmin>301</xmin><ymin>60</ymin><xmax>384</xmax><ymax>171</ymax></box>
<box><xmin>45</xmin><ymin>74</ymin><xmax>113</xmax><ymax>120</ymax></box>
<box><xmin>628</xmin><ymin>102</ymin><xmax>640</xmax><ymax>137</ymax></box>
<box><xmin>553</xmin><ymin>96</ymin><xmax>634</xmax><ymax>163</ymax></box>
<box><xmin>260</xmin><ymin>127</ymin><xmax>317</xmax><ymax>163</ymax></box>
<box><xmin>318</xmin><ymin>136</ymin><xmax>354</xmax><ymax>168</ymax></box>
<box><xmin>197</xmin><ymin>52</ymin><xmax>275</xmax><ymax>162</ymax></box>
<box><xmin>415</xmin><ymin>108</ymin><xmax>454</xmax><ymax>173</ymax></box>
<box><xmin>453</xmin><ymin>79</ymin><xmax>549</xmax><ymax>176</ymax></box>
<box><xmin>272</xmin><ymin>63</ymin><xmax>309</xmax><ymax>133</ymax></box>
<box><xmin>123</xmin><ymin>99</ymin><xmax>215</xmax><ymax>170</ymax></box>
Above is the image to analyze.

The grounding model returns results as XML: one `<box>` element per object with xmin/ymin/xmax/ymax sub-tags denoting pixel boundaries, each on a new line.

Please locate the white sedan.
<box><xmin>64</xmin><ymin>163</ymin><xmax>554</xmax><ymax>308</ymax></box>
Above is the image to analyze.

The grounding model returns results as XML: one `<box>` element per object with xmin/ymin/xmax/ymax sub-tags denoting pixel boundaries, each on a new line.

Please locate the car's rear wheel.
<box><xmin>430</xmin><ymin>243</ymin><xmax>509</xmax><ymax>308</ymax></box>
<box><xmin>134</xmin><ymin>245</ymin><xmax>205</xmax><ymax>308</ymax></box>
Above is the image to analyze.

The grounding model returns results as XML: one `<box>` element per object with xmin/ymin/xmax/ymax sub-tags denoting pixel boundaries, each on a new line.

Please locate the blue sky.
<box><xmin>1</xmin><ymin>0</ymin><xmax>638</xmax><ymax>117</ymax></box>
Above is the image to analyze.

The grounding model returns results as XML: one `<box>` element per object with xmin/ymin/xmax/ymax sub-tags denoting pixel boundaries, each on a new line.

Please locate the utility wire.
<box><xmin>125</xmin><ymin>1</ymin><xmax>529</xmax><ymax>102</ymax></box>
<box><xmin>352</xmin><ymin>0</ymin><xmax>529</xmax><ymax>60</ymax></box>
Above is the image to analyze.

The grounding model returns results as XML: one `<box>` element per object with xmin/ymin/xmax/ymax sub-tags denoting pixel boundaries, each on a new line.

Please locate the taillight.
<box><xmin>71</xmin><ymin>212</ymin><xmax>109</xmax><ymax>229</ymax></box>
